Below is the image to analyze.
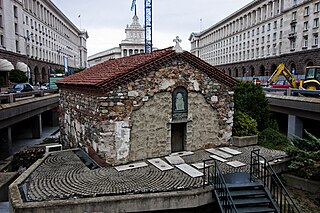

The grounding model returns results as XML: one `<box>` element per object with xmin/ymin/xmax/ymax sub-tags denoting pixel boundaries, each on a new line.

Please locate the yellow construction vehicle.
<box><xmin>302</xmin><ymin>66</ymin><xmax>320</xmax><ymax>90</ymax></box>
<box><xmin>268</xmin><ymin>63</ymin><xmax>299</xmax><ymax>89</ymax></box>
<box><xmin>268</xmin><ymin>64</ymin><xmax>320</xmax><ymax>90</ymax></box>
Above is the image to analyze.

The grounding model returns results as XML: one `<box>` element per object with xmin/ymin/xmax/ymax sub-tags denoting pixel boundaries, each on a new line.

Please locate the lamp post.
<box><xmin>21</xmin><ymin>33</ymin><xmax>33</xmax><ymax>83</ymax></box>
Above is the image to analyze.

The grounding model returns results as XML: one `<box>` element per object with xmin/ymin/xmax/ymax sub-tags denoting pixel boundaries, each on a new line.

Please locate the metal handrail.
<box><xmin>202</xmin><ymin>159</ymin><xmax>237</xmax><ymax>213</ymax></box>
<box><xmin>250</xmin><ymin>149</ymin><xmax>301</xmax><ymax>213</ymax></box>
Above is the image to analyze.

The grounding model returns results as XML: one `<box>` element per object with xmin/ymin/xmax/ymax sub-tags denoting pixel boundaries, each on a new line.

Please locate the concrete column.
<box><xmin>52</xmin><ymin>108</ymin><xmax>59</xmax><ymax>126</ymax></box>
<box><xmin>0</xmin><ymin>127</ymin><xmax>12</xmax><ymax>160</ymax></box>
<box><xmin>32</xmin><ymin>114</ymin><xmax>42</xmax><ymax>139</ymax></box>
<box><xmin>288</xmin><ymin>115</ymin><xmax>303</xmax><ymax>139</ymax></box>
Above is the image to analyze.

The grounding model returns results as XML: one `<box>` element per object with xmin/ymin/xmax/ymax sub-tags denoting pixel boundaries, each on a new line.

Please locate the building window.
<box><xmin>304</xmin><ymin>21</ymin><xmax>309</xmax><ymax>30</ymax></box>
<box><xmin>273</xmin><ymin>32</ymin><xmax>277</xmax><ymax>41</ymax></box>
<box><xmin>291</xmin><ymin>25</ymin><xmax>296</xmax><ymax>33</ymax></box>
<box><xmin>314</xmin><ymin>18</ymin><xmax>319</xmax><ymax>28</ymax></box>
<box><xmin>14</xmin><ymin>23</ymin><xmax>18</xmax><ymax>34</ymax></box>
<box><xmin>13</xmin><ymin>5</ymin><xmax>18</xmax><ymax>18</ymax></box>
<box><xmin>290</xmin><ymin>40</ymin><xmax>296</xmax><ymax>50</ymax></box>
<box><xmin>16</xmin><ymin>40</ymin><xmax>19</xmax><ymax>52</ymax></box>
<box><xmin>304</xmin><ymin>6</ymin><xmax>310</xmax><ymax>16</ymax></box>
<box><xmin>0</xmin><ymin>15</ymin><xmax>2</xmax><ymax>28</ymax></box>
<box><xmin>251</xmin><ymin>29</ymin><xmax>254</xmax><ymax>36</ymax></box>
<box><xmin>274</xmin><ymin>20</ymin><xmax>277</xmax><ymax>29</ymax></box>
<box><xmin>26</xmin><ymin>16</ymin><xmax>29</xmax><ymax>25</ymax></box>
<box><xmin>262</xmin><ymin>25</ymin><xmax>265</xmax><ymax>33</ymax></box>
<box><xmin>257</xmin><ymin>27</ymin><xmax>259</xmax><ymax>35</ymax></box>
<box><xmin>280</xmin><ymin>18</ymin><xmax>283</xmax><ymax>27</ymax></box>
<box><xmin>0</xmin><ymin>34</ymin><xmax>3</xmax><ymax>46</ymax></box>
<box><xmin>314</xmin><ymin>34</ymin><xmax>319</xmax><ymax>46</ymax></box>
<box><xmin>256</xmin><ymin>38</ymin><xmax>259</xmax><ymax>44</ymax></box>
<box><xmin>315</xmin><ymin>2</ymin><xmax>320</xmax><ymax>13</ymax></box>
<box><xmin>267</xmin><ymin>23</ymin><xmax>271</xmax><ymax>31</ymax></box>
<box><xmin>267</xmin><ymin>34</ymin><xmax>270</xmax><ymax>42</ymax></box>
<box><xmin>280</xmin><ymin>31</ymin><xmax>283</xmax><ymax>39</ymax></box>
<box><xmin>303</xmin><ymin>36</ymin><xmax>308</xmax><ymax>48</ymax></box>
<box><xmin>292</xmin><ymin>11</ymin><xmax>297</xmax><ymax>20</ymax></box>
<box><xmin>261</xmin><ymin>36</ymin><xmax>265</xmax><ymax>44</ymax></box>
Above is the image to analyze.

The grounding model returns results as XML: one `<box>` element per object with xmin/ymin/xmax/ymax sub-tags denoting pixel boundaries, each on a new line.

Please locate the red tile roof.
<box><xmin>57</xmin><ymin>48</ymin><xmax>175</xmax><ymax>86</ymax></box>
<box><xmin>57</xmin><ymin>47</ymin><xmax>238</xmax><ymax>92</ymax></box>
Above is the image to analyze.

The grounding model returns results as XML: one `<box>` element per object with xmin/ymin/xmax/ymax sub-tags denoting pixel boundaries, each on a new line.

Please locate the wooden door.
<box><xmin>171</xmin><ymin>123</ymin><xmax>185</xmax><ymax>152</ymax></box>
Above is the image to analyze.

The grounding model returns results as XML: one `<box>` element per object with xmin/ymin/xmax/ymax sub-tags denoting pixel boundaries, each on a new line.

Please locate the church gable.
<box><xmin>59</xmin><ymin>48</ymin><xmax>236</xmax><ymax>165</ymax></box>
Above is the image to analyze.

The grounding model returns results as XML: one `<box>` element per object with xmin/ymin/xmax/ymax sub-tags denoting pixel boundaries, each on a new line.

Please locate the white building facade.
<box><xmin>88</xmin><ymin>14</ymin><xmax>147</xmax><ymax>67</ymax></box>
<box><xmin>189</xmin><ymin>0</ymin><xmax>320</xmax><ymax>77</ymax></box>
<box><xmin>0</xmin><ymin>0</ymin><xmax>88</xmax><ymax>85</ymax></box>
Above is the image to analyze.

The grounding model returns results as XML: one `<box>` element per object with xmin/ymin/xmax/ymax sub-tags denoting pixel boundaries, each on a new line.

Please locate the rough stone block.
<box><xmin>231</xmin><ymin>135</ymin><xmax>258</xmax><ymax>147</ymax></box>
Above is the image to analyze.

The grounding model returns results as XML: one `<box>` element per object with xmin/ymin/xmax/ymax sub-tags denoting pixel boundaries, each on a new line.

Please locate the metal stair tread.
<box><xmin>237</xmin><ymin>206</ymin><xmax>276</xmax><ymax>213</ymax></box>
<box><xmin>225</xmin><ymin>182</ymin><xmax>262</xmax><ymax>189</ymax></box>
<box><xmin>232</xmin><ymin>197</ymin><xmax>271</xmax><ymax>205</ymax></box>
<box><xmin>229</xmin><ymin>189</ymin><xmax>266</xmax><ymax>197</ymax></box>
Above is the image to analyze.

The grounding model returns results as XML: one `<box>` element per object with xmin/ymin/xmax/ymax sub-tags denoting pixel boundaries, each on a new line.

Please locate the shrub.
<box><xmin>232</xmin><ymin>111</ymin><xmax>258</xmax><ymax>137</ymax></box>
<box><xmin>234</xmin><ymin>82</ymin><xmax>276</xmax><ymax>131</ymax></box>
<box><xmin>258</xmin><ymin>128</ymin><xmax>291</xmax><ymax>150</ymax></box>
<box><xmin>285</xmin><ymin>131</ymin><xmax>320</xmax><ymax>180</ymax></box>
<box><xmin>9</xmin><ymin>69</ymin><xmax>27</xmax><ymax>83</ymax></box>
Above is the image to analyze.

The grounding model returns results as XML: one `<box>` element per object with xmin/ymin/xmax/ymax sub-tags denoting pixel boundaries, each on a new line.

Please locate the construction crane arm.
<box><xmin>268</xmin><ymin>64</ymin><xmax>299</xmax><ymax>88</ymax></box>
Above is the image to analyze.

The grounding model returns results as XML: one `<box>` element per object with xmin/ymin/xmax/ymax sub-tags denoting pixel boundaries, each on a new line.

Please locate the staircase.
<box><xmin>214</xmin><ymin>172</ymin><xmax>278</xmax><ymax>213</ymax></box>
<box><xmin>202</xmin><ymin>150</ymin><xmax>301</xmax><ymax>213</ymax></box>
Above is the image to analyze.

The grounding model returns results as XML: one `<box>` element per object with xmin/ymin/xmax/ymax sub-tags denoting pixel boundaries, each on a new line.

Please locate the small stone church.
<box><xmin>57</xmin><ymin>44</ymin><xmax>237</xmax><ymax>165</ymax></box>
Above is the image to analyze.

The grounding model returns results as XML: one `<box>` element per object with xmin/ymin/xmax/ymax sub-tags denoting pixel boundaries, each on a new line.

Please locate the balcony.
<box><xmin>290</xmin><ymin>19</ymin><xmax>297</xmax><ymax>25</ymax></box>
<box><xmin>288</xmin><ymin>32</ymin><xmax>297</xmax><ymax>39</ymax></box>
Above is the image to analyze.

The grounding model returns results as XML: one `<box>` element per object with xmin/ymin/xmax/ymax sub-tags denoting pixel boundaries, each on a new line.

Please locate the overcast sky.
<box><xmin>51</xmin><ymin>0</ymin><xmax>252</xmax><ymax>56</ymax></box>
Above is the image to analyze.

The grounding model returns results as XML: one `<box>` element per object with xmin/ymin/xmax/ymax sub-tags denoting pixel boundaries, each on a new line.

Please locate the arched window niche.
<box><xmin>172</xmin><ymin>87</ymin><xmax>188</xmax><ymax>121</ymax></box>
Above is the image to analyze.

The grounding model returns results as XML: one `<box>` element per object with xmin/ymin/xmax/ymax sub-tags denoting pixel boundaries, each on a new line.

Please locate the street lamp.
<box><xmin>19</xmin><ymin>33</ymin><xmax>33</xmax><ymax>83</ymax></box>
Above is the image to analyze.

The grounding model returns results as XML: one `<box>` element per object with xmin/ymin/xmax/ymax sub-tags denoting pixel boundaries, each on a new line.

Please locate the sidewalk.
<box><xmin>12</xmin><ymin>126</ymin><xmax>59</xmax><ymax>154</ymax></box>
<box><xmin>0</xmin><ymin>202</ymin><xmax>9</xmax><ymax>213</ymax></box>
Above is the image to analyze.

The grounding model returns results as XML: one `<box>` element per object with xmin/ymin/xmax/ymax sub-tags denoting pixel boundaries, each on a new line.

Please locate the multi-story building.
<box><xmin>88</xmin><ymin>13</ymin><xmax>147</xmax><ymax>67</ymax></box>
<box><xmin>0</xmin><ymin>0</ymin><xmax>88</xmax><ymax>86</ymax></box>
<box><xmin>189</xmin><ymin>0</ymin><xmax>320</xmax><ymax>77</ymax></box>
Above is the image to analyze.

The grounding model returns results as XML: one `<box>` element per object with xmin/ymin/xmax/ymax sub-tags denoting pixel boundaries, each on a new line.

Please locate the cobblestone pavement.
<box><xmin>22</xmin><ymin>146</ymin><xmax>286</xmax><ymax>202</ymax></box>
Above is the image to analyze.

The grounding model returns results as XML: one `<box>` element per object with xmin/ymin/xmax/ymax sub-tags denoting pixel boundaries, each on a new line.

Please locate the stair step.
<box><xmin>237</xmin><ymin>206</ymin><xmax>276</xmax><ymax>213</ymax></box>
<box><xmin>229</xmin><ymin>189</ymin><xmax>266</xmax><ymax>197</ymax></box>
<box><xmin>233</xmin><ymin>197</ymin><xmax>271</xmax><ymax>205</ymax></box>
<box><xmin>225</xmin><ymin>182</ymin><xmax>262</xmax><ymax>189</ymax></box>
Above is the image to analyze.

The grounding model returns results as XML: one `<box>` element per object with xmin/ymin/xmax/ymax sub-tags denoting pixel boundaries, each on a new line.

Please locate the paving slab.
<box><xmin>115</xmin><ymin>162</ymin><xmax>148</xmax><ymax>172</ymax></box>
<box><xmin>210</xmin><ymin>155</ymin><xmax>228</xmax><ymax>162</ymax></box>
<box><xmin>226</xmin><ymin>161</ymin><xmax>246</xmax><ymax>168</ymax></box>
<box><xmin>170</xmin><ymin>151</ymin><xmax>194</xmax><ymax>157</ymax></box>
<box><xmin>165</xmin><ymin>156</ymin><xmax>185</xmax><ymax>165</ymax></box>
<box><xmin>176</xmin><ymin>164</ymin><xmax>203</xmax><ymax>178</ymax></box>
<box><xmin>219</xmin><ymin>147</ymin><xmax>242</xmax><ymax>155</ymax></box>
<box><xmin>148</xmin><ymin>158</ymin><xmax>174</xmax><ymax>171</ymax></box>
<box><xmin>192</xmin><ymin>162</ymin><xmax>211</xmax><ymax>169</ymax></box>
<box><xmin>205</xmin><ymin>148</ymin><xmax>233</xmax><ymax>158</ymax></box>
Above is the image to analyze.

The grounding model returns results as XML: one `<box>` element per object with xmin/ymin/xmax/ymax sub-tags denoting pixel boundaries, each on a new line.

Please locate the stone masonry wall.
<box><xmin>59</xmin><ymin>58</ymin><xmax>234</xmax><ymax>165</ymax></box>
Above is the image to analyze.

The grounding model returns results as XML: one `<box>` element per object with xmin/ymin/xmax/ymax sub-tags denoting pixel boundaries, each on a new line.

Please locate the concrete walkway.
<box><xmin>12</xmin><ymin>126</ymin><xmax>59</xmax><ymax>154</ymax></box>
<box><xmin>18</xmin><ymin>146</ymin><xmax>286</xmax><ymax>202</ymax></box>
<box><xmin>0</xmin><ymin>202</ymin><xmax>9</xmax><ymax>213</ymax></box>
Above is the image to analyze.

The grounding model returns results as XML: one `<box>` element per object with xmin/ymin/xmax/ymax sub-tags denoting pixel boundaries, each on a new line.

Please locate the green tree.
<box><xmin>285</xmin><ymin>131</ymin><xmax>320</xmax><ymax>180</ymax></box>
<box><xmin>232</xmin><ymin>111</ymin><xmax>258</xmax><ymax>136</ymax></box>
<box><xmin>258</xmin><ymin>128</ymin><xmax>291</xmax><ymax>150</ymax></box>
<box><xmin>9</xmin><ymin>69</ymin><xmax>27</xmax><ymax>83</ymax></box>
<box><xmin>234</xmin><ymin>82</ymin><xmax>275</xmax><ymax>131</ymax></box>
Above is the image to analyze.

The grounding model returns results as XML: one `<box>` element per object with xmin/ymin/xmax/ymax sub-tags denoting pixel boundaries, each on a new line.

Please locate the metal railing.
<box><xmin>202</xmin><ymin>159</ymin><xmax>237</xmax><ymax>213</ymax></box>
<box><xmin>250</xmin><ymin>149</ymin><xmax>301</xmax><ymax>213</ymax></box>
<box><xmin>0</xmin><ymin>89</ymin><xmax>58</xmax><ymax>104</ymax></box>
